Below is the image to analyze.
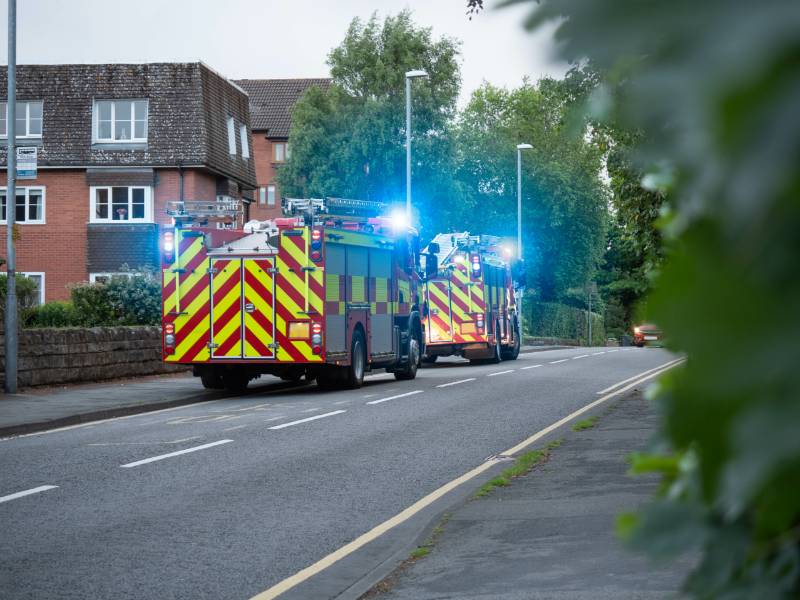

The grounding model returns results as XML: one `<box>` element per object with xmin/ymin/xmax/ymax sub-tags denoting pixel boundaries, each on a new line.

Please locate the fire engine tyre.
<box><xmin>222</xmin><ymin>369</ymin><xmax>250</xmax><ymax>393</ymax></box>
<box><xmin>488</xmin><ymin>323</ymin><xmax>502</xmax><ymax>364</ymax></box>
<box><xmin>421</xmin><ymin>355</ymin><xmax>438</xmax><ymax>365</ymax></box>
<box><xmin>394</xmin><ymin>335</ymin><xmax>420</xmax><ymax>381</ymax></box>
<box><xmin>344</xmin><ymin>330</ymin><xmax>367</xmax><ymax>389</ymax></box>
<box><xmin>200</xmin><ymin>371</ymin><xmax>225</xmax><ymax>390</ymax></box>
<box><xmin>501</xmin><ymin>319</ymin><xmax>521</xmax><ymax>361</ymax></box>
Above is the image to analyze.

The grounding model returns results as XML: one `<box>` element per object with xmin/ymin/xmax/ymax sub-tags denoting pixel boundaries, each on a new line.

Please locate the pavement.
<box><xmin>0</xmin><ymin>346</ymin><xmax>677</xmax><ymax>600</ymax></box>
<box><xmin>369</xmin><ymin>390</ymin><xmax>685</xmax><ymax>600</ymax></box>
<box><xmin>0</xmin><ymin>345</ymin><xmax>572</xmax><ymax>436</ymax></box>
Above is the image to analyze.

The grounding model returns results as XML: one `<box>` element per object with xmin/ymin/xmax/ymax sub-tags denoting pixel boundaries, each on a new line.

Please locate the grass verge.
<box><xmin>474</xmin><ymin>439</ymin><xmax>563</xmax><ymax>499</ymax></box>
<box><xmin>572</xmin><ymin>416</ymin><xmax>599</xmax><ymax>431</ymax></box>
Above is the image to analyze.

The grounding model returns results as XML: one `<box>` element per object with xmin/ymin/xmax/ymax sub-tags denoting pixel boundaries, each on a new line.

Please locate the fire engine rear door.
<box><xmin>242</xmin><ymin>258</ymin><xmax>276</xmax><ymax>358</ymax></box>
<box><xmin>426</xmin><ymin>279</ymin><xmax>454</xmax><ymax>343</ymax></box>
<box><xmin>210</xmin><ymin>258</ymin><xmax>244</xmax><ymax>358</ymax></box>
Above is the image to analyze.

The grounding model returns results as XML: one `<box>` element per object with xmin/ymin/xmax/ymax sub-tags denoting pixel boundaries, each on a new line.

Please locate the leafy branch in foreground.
<box><xmin>485</xmin><ymin>0</ymin><xmax>800</xmax><ymax>596</ymax></box>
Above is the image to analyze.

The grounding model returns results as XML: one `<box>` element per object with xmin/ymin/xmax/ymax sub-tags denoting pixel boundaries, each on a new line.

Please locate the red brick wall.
<box><xmin>0</xmin><ymin>169</ymin><xmax>89</xmax><ymax>301</ymax></box>
<box><xmin>249</xmin><ymin>132</ymin><xmax>283</xmax><ymax>221</ymax></box>
<box><xmin>153</xmin><ymin>168</ymin><xmax>221</xmax><ymax>225</ymax></box>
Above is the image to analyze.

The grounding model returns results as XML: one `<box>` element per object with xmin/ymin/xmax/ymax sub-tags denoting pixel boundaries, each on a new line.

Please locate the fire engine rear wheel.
<box><xmin>488</xmin><ymin>322</ymin><xmax>502</xmax><ymax>364</ymax></box>
<box><xmin>343</xmin><ymin>330</ymin><xmax>366</xmax><ymax>389</ymax></box>
<box><xmin>501</xmin><ymin>318</ymin><xmax>521</xmax><ymax>361</ymax></box>
<box><xmin>200</xmin><ymin>371</ymin><xmax>225</xmax><ymax>390</ymax></box>
<box><xmin>222</xmin><ymin>368</ymin><xmax>250</xmax><ymax>393</ymax></box>
<box><xmin>394</xmin><ymin>335</ymin><xmax>420</xmax><ymax>381</ymax></box>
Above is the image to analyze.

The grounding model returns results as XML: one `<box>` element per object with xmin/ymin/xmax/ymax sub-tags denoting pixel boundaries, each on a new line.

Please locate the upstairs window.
<box><xmin>0</xmin><ymin>186</ymin><xmax>45</xmax><ymax>224</ymax></box>
<box><xmin>90</xmin><ymin>186</ymin><xmax>151</xmax><ymax>223</ymax></box>
<box><xmin>94</xmin><ymin>100</ymin><xmax>148</xmax><ymax>143</ymax></box>
<box><xmin>273</xmin><ymin>142</ymin><xmax>290</xmax><ymax>162</ymax></box>
<box><xmin>240</xmin><ymin>125</ymin><xmax>249</xmax><ymax>158</ymax></box>
<box><xmin>227</xmin><ymin>117</ymin><xmax>236</xmax><ymax>154</ymax></box>
<box><xmin>0</xmin><ymin>101</ymin><xmax>43</xmax><ymax>138</ymax></box>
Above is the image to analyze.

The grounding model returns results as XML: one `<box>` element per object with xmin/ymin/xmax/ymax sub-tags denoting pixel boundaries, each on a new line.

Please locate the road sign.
<box><xmin>16</xmin><ymin>146</ymin><xmax>37</xmax><ymax>179</ymax></box>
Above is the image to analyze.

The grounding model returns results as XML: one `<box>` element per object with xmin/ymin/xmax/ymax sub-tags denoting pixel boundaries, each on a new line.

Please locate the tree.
<box><xmin>454</xmin><ymin>76</ymin><xmax>608</xmax><ymax>301</ymax></box>
<box><xmin>488</xmin><ymin>0</ymin><xmax>800</xmax><ymax>596</ymax></box>
<box><xmin>277</xmin><ymin>10</ymin><xmax>462</xmax><ymax>235</ymax></box>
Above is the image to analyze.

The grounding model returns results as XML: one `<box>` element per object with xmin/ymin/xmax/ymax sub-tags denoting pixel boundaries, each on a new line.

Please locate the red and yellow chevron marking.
<box><xmin>426</xmin><ymin>280</ymin><xmax>454</xmax><ymax>343</ymax></box>
<box><xmin>274</xmin><ymin>229</ymin><xmax>324</xmax><ymax>363</ymax></box>
<box><xmin>164</xmin><ymin>231</ymin><xmax>212</xmax><ymax>363</ymax></box>
<box><xmin>210</xmin><ymin>258</ymin><xmax>243</xmax><ymax>358</ymax></box>
<box><xmin>243</xmin><ymin>258</ymin><xmax>276</xmax><ymax>358</ymax></box>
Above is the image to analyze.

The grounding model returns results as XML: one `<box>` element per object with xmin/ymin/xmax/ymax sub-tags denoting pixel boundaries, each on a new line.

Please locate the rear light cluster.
<box><xmin>311</xmin><ymin>322</ymin><xmax>323</xmax><ymax>354</ymax></box>
<box><xmin>310</xmin><ymin>229</ymin><xmax>323</xmax><ymax>262</ymax></box>
<box><xmin>164</xmin><ymin>323</ymin><xmax>176</xmax><ymax>354</ymax></box>
<box><xmin>470</xmin><ymin>254</ymin><xmax>481</xmax><ymax>279</ymax></box>
<box><xmin>476</xmin><ymin>315</ymin><xmax>485</xmax><ymax>334</ymax></box>
<box><xmin>162</xmin><ymin>230</ymin><xmax>175</xmax><ymax>263</ymax></box>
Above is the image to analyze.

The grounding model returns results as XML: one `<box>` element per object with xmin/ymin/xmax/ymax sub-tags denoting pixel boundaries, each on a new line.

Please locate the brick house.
<box><xmin>234</xmin><ymin>78</ymin><xmax>330</xmax><ymax>221</ymax></box>
<box><xmin>0</xmin><ymin>62</ymin><xmax>256</xmax><ymax>303</ymax></box>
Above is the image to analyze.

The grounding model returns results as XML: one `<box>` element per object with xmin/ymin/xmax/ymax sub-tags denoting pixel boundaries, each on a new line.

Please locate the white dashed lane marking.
<box><xmin>0</xmin><ymin>485</ymin><xmax>58</xmax><ymax>504</ymax></box>
<box><xmin>268</xmin><ymin>411</ymin><xmax>347</xmax><ymax>430</ymax></box>
<box><xmin>521</xmin><ymin>365</ymin><xmax>542</xmax><ymax>370</ymax></box>
<box><xmin>487</xmin><ymin>370</ymin><xmax>514</xmax><ymax>377</ymax></box>
<box><xmin>549</xmin><ymin>359</ymin><xmax>568</xmax><ymax>364</ymax></box>
<box><xmin>120</xmin><ymin>440</ymin><xmax>233</xmax><ymax>468</ymax></box>
<box><xmin>436</xmin><ymin>378</ymin><xmax>476</xmax><ymax>388</ymax></box>
<box><xmin>366</xmin><ymin>391</ymin><xmax>423</xmax><ymax>405</ymax></box>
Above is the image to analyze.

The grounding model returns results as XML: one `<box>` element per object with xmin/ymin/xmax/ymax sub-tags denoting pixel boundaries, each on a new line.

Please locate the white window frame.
<box><xmin>227</xmin><ymin>117</ymin><xmax>236</xmax><ymax>155</ymax></box>
<box><xmin>89</xmin><ymin>186</ymin><xmax>153</xmax><ymax>223</ymax></box>
<box><xmin>0</xmin><ymin>186</ymin><xmax>46</xmax><ymax>224</ymax></box>
<box><xmin>0</xmin><ymin>101</ymin><xmax>44</xmax><ymax>138</ymax></box>
<box><xmin>240</xmin><ymin>125</ymin><xmax>249</xmax><ymax>158</ymax></box>
<box><xmin>93</xmin><ymin>99</ymin><xmax>148</xmax><ymax>143</ymax></box>
<box><xmin>259</xmin><ymin>186</ymin><xmax>267</xmax><ymax>205</ymax></box>
<box><xmin>273</xmin><ymin>142</ymin><xmax>286</xmax><ymax>162</ymax></box>
<box><xmin>19</xmin><ymin>272</ymin><xmax>45</xmax><ymax>305</ymax></box>
<box><xmin>267</xmin><ymin>184</ymin><xmax>276</xmax><ymax>206</ymax></box>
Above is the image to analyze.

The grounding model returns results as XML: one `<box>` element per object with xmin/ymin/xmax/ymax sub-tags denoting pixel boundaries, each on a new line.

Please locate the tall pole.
<box><xmin>516</xmin><ymin>149</ymin><xmax>522</xmax><ymax>258</ymax></box>
<box><xmin>405</xmin><ymin>76</ymin><xmax>412</xmax><ymax>221</ymax></box>
<box><xmin>5</xmin><ymin>0</ymin><xmax>17</xmax><ymax>393</ymax></box>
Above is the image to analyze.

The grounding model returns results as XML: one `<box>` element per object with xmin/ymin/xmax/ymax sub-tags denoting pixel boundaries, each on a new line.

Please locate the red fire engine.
<box><xmin>421</xmin><ymin>232</ymin><xmax>522</xmax><ymax>364</ymax></box>
<box><xmin>161</xmin><ymin>198</ymin><xmax>428</xmax><ymax>391</ymax></box>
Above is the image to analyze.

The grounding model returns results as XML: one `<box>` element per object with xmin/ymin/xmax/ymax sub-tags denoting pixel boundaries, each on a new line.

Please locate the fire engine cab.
<box><xmin>161</xmin><ymin>198</ymin><xmax>425</xmax><ymax>391</ymax></box>
<box><xmin>421</xmin><ymin>232</ymin><xmax>522</xmax><ymax>364</ymax></box>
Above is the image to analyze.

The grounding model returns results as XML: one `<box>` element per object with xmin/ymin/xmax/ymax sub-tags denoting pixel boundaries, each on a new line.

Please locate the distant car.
<box><xmin>633</xmin><ymin>323</ymin><xmax>662</xmax><ymax>347</ymax></box>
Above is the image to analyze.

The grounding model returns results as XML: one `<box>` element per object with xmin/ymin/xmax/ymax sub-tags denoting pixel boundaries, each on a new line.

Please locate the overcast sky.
<box><xmin>0</xmin><ymin>0</ymin><xmax>566</xmax><ymax>103</ymax></box>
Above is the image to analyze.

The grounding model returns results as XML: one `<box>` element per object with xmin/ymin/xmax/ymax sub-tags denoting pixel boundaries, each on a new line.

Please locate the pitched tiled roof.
<box><xmin>0</xmin><ymin>63</ymin><xmax>256</xmax><ymax>188</ymax></box>
<box><xmin>235</xmin><ymin>78</ymin><xmax>331</xmax><ymax>137</ymax></box>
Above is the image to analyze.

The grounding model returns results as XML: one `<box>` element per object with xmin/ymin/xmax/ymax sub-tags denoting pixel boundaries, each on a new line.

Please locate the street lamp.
<box><xmin>516</xmin><ymin>143</ymin><xmax>533</xmax><ymax>259</ymax></box>
<box><xmin>405</xmin><ymin>69</ymin><xmax>428</xmax><ymax>221</ymax></box>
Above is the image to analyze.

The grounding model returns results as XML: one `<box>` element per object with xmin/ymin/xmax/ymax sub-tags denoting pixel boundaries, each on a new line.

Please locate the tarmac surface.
<box><xmin>374</xmin><ymin>390</ymin><xmax>685</xmax><ymax>600</ymax></box>
<box><xmin>0</xmin><ymin>346</ymin><xmax>677</xmax><ymax>599</ymax></box>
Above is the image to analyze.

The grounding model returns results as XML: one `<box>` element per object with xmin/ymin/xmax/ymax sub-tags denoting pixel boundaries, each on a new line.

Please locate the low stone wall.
<box><xmin>0</xmin><ymin>326</ymin><xmax>188</xmax><ymax>388</ymax></box>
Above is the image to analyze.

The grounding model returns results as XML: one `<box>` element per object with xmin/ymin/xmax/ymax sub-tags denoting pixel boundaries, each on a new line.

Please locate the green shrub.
<box><xmin>0</xmin><ymin>274</ymin><xmax>41</xmax><ymax>327</ymax></box>
<box><xmin>27</xmin><ymin>301</ymin><xmax>81</xmax><ymax>328</ymax></box>
<box><xmin>524</xmin><ymin>297</ymin><xmax>606</xmax><ymax>345</ymax></box>
<box><xmin>68</xmin><ymin>268</ymin><xmax>161</xmax><ymax>327</ymax></box>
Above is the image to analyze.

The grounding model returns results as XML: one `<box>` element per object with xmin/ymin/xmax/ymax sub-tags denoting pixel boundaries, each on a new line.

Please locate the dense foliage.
<box><xmin>281</xmin><ymin>12</ymin><xmax>609</xmax><ymax>309</ymax></box>
<box><xmin>26</xmin><ymin>271</ymin><xmax>161</xmax><ymax>328</ymax></box>
<box><xmin>0</xmin><ymin>274</ymin><xmax>41</xmax><ymax>327</ymax></box>
<box><xmin>277</xmin><ymin>10</ymin><xmax>462</xmax><ymax>231</ymax></box>
<box><xmin>492</xmin><ymin>0</ymin><xmax>800</xmax><ymax>596</ymax></box>
<box><xmin>524</xmin><ymin>298</ymin><xmax>605</xmax><ymax>346</ymax></box>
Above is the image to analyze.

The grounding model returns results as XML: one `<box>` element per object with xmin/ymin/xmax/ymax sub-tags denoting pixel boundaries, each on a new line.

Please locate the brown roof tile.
<box><xmin>234</xmin><ymin>78</ymin><xmax>331</xmax><ymax>137</ymax></box>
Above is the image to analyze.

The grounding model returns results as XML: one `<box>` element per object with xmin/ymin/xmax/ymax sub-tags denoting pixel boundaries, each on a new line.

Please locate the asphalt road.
<box><xmin>0</xmin><ymin>346</ymin><xmax>675</xmax><ymax>600</ymax></box>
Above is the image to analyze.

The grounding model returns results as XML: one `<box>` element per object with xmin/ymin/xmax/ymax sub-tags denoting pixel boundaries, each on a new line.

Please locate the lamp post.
<box><xmin>5</xmin><ymin>0</ymin><xmax>17</xmax><ymax>393</ymax></box>
<box><xmin>405</xmin><ymin>69</ymin><xmax>428</xmax><ymax>221</ymax></box>
<box><xmin>515</xmin><ymin>143</ymin><xmax>532</xmax><ymax>259</ymax></box>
